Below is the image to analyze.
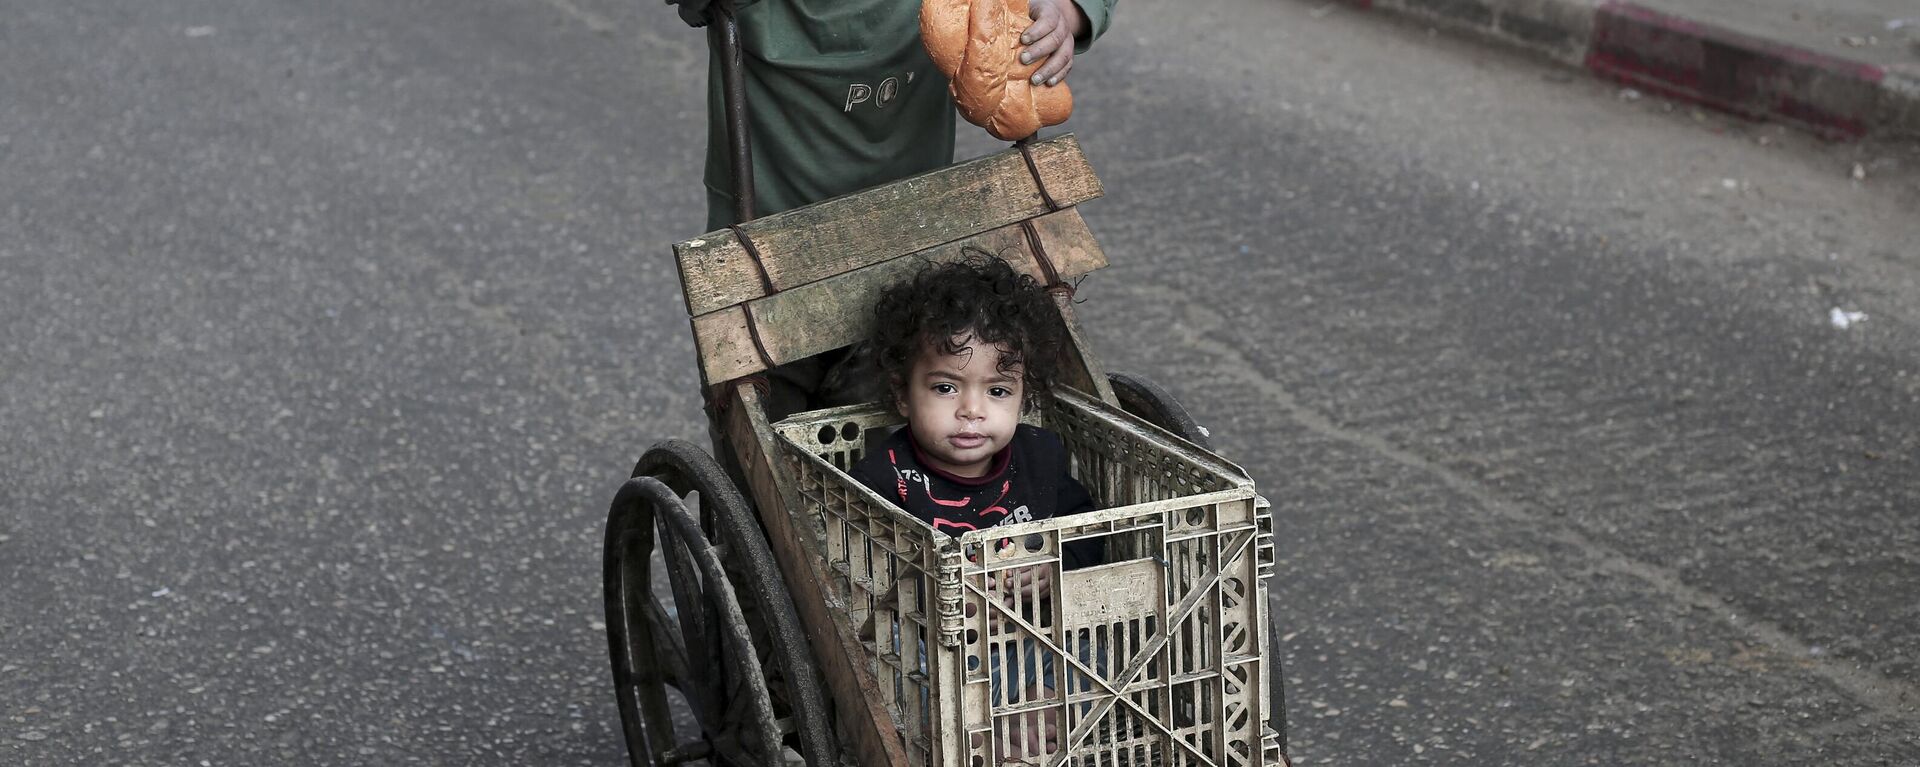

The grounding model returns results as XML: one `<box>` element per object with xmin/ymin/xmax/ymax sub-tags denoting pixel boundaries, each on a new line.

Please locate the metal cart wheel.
<box><xmin>604</xmin><ymin>440</ymin><xmax>835</xmax><ymax>766</ymax></box>
<box><xmin>1108</xmin><ymin>372</ymin><xmax>1290</xmax><ymax>757</ymax></box>
<box><xmin>1108</xmin><ymin>371</ymin><xmax>1213</xmax><ymax>450</ymax></box>
<box><xmin>1269</xmin><ymin>609</ymin><xmax>1290</xmax><ymax>758</ymax></box>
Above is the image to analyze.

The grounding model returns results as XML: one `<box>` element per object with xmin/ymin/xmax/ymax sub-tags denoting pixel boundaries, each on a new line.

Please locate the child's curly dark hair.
<box><xmin>871</xmin><ymin>253</ymin><xmax>1065</xmax><ymax>411</ymax></box>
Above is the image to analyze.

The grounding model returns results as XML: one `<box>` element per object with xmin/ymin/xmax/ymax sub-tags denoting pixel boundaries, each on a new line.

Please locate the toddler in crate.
<box><xmin>848</xmin><ymin>254</ymin><xmax>1103</xmax><ymax>761</ymax></box>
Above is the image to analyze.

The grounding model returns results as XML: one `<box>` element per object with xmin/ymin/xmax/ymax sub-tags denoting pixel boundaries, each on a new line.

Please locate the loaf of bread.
<box><xmin>921</xmin><ymin>0</ymin><xmax>1072</xmax><ymax>141</ymax></box>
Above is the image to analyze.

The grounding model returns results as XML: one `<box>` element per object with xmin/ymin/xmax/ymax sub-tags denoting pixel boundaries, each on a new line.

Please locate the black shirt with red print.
<box><xmin>849</xmin><ymin>423</ymin><xmax>1104</xmax><ymax>569</ymax></box>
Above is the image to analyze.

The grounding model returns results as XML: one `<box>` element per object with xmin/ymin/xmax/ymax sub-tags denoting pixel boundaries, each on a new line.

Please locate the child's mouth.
<box><xmin>949</xmin><ymin>433</ymin><xmax>988</xmax><ymax>449</ymax></box>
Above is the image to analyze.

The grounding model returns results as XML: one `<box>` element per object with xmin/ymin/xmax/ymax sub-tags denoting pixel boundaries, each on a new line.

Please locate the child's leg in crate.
<box><xmin>981</xmin><ymin>638</ymin><xmax>1058</xmax><ymax>763</ymax></box>
<box><xmin>989</xmin><ymin>633</ymin><xmax>1103</xmax><ymax>760</ymax></box>
<box><xmin>982</xmin><ymin>562</ymin><xmax>1051</xmax><ymax>760</ymax></box>
<box><xmin>985</xmin><ymin>640</ymin><xmax>1105</xmax><ymax>761</ymax></box>
<box><xmin>980</xmin><ymin>562</ymin><xmax>1112</xmax><ymax>762</ymax></box>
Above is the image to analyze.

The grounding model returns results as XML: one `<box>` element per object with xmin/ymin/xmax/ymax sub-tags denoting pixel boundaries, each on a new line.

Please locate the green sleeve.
<box><xmin>1071</xmin><ymin>0</ymin><xmax>1117</xmax><ymax>54</ymax></box>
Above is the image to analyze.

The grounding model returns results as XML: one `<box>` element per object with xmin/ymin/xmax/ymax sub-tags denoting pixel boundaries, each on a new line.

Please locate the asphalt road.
<box><xmin>3</xmin><ymin>0</ymin><xmax>1917</xmax><ymax>765</ymax></box>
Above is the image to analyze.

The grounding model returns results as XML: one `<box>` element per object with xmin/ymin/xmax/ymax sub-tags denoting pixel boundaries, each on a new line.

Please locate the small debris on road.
<box><xmin>184</xmin><ymin>26</ymin><xmax>216</xmax><ymax>38</ymax></box>
<box><xmin>1618</xmin><ymin>88</ymin><xmax>1642</xmax><ymax>101</ymax></box>
<box><xmin>17</xmin><ymin>730</ymin><xmax>49</xmax><ymax>742</ymax></box>
<box><xmin>1851</xmin><ymin>163</ymin><xmax>1867</xmax><ymax>181</ymax></box>
<box><xmin>1830</xmin><ymin>308</ymin><xmax>1868</xmax><ymax>329</ymax></box>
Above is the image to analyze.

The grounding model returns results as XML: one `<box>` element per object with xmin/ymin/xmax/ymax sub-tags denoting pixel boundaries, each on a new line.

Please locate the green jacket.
<box><xmin>702</xmin><ymin>0</ymin><xmax>1115</xmax><ymax>232</ymax></box>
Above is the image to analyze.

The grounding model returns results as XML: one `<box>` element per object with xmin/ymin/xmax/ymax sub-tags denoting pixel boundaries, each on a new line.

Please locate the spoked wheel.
<box><xmin>604</xmin><ymin>440</ymin><xmax>835</xmax><ymax>766</ymax></box>
<box><xmin>1108</xmin><ymin>371</ymin><xmax>1213</xmax><ymax>450</ymax></box>
<box><xmin>1109</xmin><ymin>372</ymin><xmax>1290</xmax><ymax>756</ymax></box>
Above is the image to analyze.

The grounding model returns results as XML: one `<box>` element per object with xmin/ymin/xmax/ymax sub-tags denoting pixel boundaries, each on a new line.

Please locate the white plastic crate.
<box><xmin>775</xmin><ymin>388</ymin><xmax>1279</xmax><ymax>767</ymax></box>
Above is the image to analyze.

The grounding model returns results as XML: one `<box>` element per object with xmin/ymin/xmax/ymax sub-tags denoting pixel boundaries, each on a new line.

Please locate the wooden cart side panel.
<box><xmin>690</xmin><ymin>208</ymin><xmax>1108</xmax><ymax>386</ymax></box>
<box><xmin>675</xmin><ymin>134</ymin><xmax>1102</xmax><ymax>318</ymax></box>
<box><xmin>723</xmin><ymin>384</ymin><xmax>910</xmax><ymax>767</ymax></box>
<box><xmin>1049</xmin><ymin>294</ymin><xmax>1116</xmax><ymax>405</ymax></box>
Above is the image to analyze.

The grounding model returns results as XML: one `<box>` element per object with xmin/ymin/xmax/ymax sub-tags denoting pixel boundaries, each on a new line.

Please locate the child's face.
<box><xmin>897</xmin><ymin>332</ymin><xmax>1024</xmax><ymax>478</ymax></box>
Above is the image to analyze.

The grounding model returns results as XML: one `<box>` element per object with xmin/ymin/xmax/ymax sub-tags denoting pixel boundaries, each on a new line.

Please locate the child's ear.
<box><xmin>891</xmin><ymin>376</ymin><xmax>909</xmax><ymax>417</ymax></box>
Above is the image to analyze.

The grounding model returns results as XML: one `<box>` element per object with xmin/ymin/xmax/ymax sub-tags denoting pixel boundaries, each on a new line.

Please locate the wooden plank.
<box><xmin>722</xmin><ymin>384</ymin><xmax>910</xmax><ymax>767</ymax></box>
<box><xmin>675</xmin><ymin>133</ymin><xmax>1103</xmax><ymax>317</ymax></box>
<box><xmin>690</xmin><ymin>208</ymin><xmax>1108</xmax><ymax>386</ymax></box>
<box><xmin>1049</xmin><ymin>295</ymin><xmax>1118</xmax><ymax>406</ymax></box>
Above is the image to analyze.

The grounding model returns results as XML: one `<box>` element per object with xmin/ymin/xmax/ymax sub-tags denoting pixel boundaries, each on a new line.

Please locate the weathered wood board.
<box><xmin>723</xmin><ymin>385</ymin><xmax>909</xmax><ymax>767</ymax></box>
<box><xmin>1049</xmin><ymin>295</ymin><xmax>1116</xmax><ymax>404</ymax></box>
<box><xmin>690</xmin><ymin>208</ymin><xmax>1107</xmax><ymax>386</ymax></box>
<box><xmin>674</xmin><ymin>134</ymin><xmax>1103</xmax><ymax>318</ymax></box>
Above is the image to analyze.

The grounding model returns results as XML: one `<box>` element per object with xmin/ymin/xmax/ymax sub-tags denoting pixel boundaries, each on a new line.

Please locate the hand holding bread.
<box><xmin>1019</xmin><ymin>0</ymin><xmax>1085</xmax><ymax>86</ymax></box>
<box><xmin>921</xmin><ymin>0</ymin><xmax>1087</xmax><ymax>141</ymax></box>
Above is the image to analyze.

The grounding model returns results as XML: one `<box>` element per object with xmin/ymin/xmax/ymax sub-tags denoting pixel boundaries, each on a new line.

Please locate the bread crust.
<box><xmin>921</xmin><ymin>0</ymin><xmax>1073</xmax><ymax>141</ymax></box>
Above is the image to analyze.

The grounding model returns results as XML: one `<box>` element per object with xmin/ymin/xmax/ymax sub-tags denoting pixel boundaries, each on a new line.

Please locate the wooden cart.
<box><xmin>603</xmin><ymin>129</ymin><xmax>1289</xmax><ymax>766</ymax></box>
<box><xmin>603</xmin><ymin>13</ymin><xmax>1286</xmax><ymax>767</ymax></box>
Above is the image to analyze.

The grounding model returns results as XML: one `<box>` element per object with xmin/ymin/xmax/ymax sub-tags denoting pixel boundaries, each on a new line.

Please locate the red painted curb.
<box><xmin>1585</xmin><ymin>1</ymin><xmax>1887</xmax><ymax>139</ymax></box>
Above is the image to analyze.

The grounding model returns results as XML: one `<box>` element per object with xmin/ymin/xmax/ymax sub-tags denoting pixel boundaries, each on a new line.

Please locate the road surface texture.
<box><xmin>2</xmin><ymin>0</ymin><xmax>1916</xmax><ymax>764</ymax></box>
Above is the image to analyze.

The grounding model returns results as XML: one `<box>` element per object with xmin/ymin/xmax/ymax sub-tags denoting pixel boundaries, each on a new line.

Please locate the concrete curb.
<box><xmin>1340</xmin><ymin>0</ymin><xmax>1920</xmax><ymax>140</ymax></box>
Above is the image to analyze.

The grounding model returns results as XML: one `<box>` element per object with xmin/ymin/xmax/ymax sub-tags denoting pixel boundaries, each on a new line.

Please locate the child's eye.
<box><xmin>932</xmin><ymin>383</ymin><xmax>957</xmax><ymax>395</ymax></box>
<box><xmin>989</xmin><ymin>386</ymin><xmax>1014</xmax><ymax>398</ymax></box>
